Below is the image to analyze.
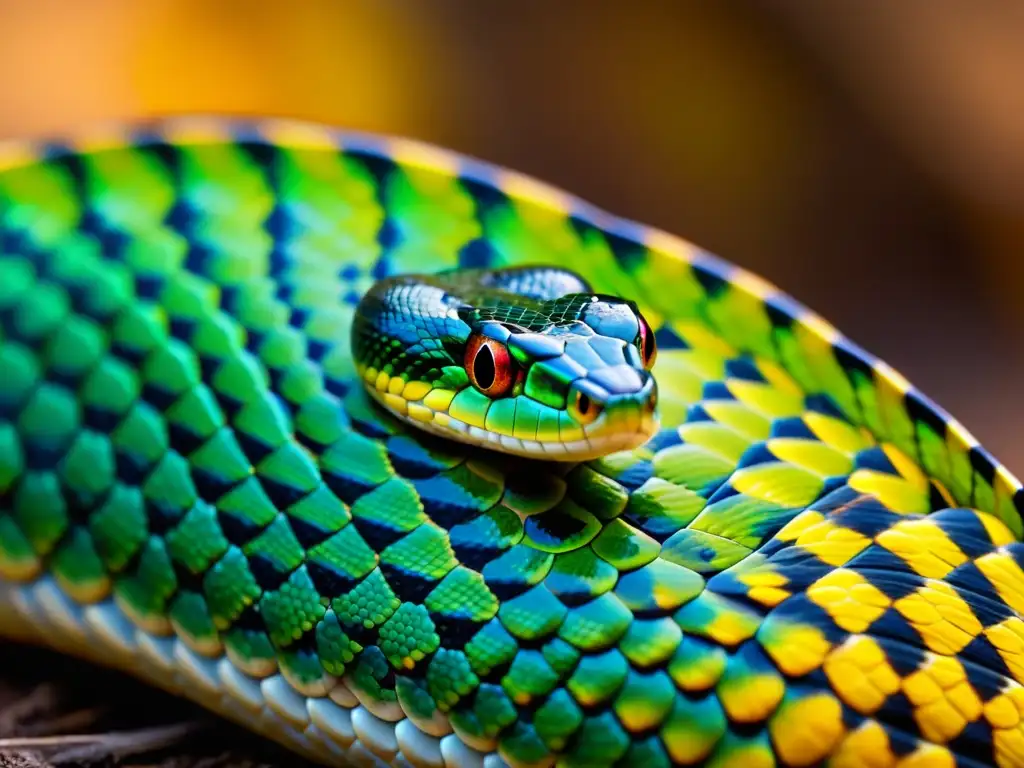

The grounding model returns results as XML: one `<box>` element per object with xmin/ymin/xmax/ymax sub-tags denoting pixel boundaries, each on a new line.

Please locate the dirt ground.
<box><xmin>0</xmin><ymin>643</ymin><xmax>317</xmax><ymax>768</ymax></box>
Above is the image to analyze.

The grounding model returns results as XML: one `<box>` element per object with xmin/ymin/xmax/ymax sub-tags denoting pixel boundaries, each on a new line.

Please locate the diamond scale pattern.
<box><xmin>719</xmin><ymin>496</ymin><xmax>1024</xmax><ymax>766</ymax></box>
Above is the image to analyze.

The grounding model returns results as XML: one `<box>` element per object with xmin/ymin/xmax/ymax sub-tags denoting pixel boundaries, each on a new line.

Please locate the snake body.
<box><xmin>0</xmin><ymin>119</ymin><xmax>1022</xmax><ymax>768</ymax></box>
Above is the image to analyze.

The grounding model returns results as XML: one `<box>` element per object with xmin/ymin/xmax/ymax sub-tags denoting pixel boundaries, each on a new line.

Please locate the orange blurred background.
<box><xmin>0</xmin><ymin>0</ymin><xmax>1020</xmax><ymax>473</ymax></box>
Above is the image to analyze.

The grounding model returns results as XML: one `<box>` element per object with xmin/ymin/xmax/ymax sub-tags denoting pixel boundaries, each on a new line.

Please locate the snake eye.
<box><xmin>637</xmin><ymin>315</ymin><xmax>657</xmax><ymax>370</ymax></box>
<box><xmin>568</xmin><ymin>387</ymin><xmax>602</xmax><ymax>425</ymax></box>
<box><xmin>465</xmin><ymin>334</ymin><xmax>515</xmax><ymax>397</ymax></box>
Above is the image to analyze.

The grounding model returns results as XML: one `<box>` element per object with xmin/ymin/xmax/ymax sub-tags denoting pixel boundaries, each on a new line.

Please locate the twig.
<box><xmin>0</xmin><ymin>721</ymin><xmax>208</xmax><ymax>765</ymax></box>
<box><xmin>0</xmin><ymin>686</ymin><xmax>59</xmax><ymax>736</ymax></box>
<box><xmin>17</xmin><ymin>708</ymin><xmax>106</xmax><ymax>739</ymax></box>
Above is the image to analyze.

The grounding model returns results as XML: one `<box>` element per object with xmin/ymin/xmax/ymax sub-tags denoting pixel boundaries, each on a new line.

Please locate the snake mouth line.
<box><xmin>366</xmin><ymin>388</ymin><xmax>659</xmax><ymax>461</ymax></box>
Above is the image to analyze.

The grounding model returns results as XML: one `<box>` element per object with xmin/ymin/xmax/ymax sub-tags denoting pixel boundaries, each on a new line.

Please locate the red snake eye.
<box><xmin>465</xmin><ymin>334</ymin><xmax>515</xmax><ymax>397</ymax></box>
<box><xmin>637</xmin><ymin>315</ymin><xmax>657</xmax><ymax>369</ymax></box>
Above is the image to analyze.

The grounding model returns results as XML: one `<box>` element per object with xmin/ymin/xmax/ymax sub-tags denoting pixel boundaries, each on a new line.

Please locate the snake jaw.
<box><xmin>359</xmin><ymin>361</ymin><xmax>659</xmax><ymax>462</ymax></box>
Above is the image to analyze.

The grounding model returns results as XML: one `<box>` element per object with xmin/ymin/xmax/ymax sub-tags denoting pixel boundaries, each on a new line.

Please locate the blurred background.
<box><xmin>0</xmin><ymin>1</ymin><xmax>1020</xmax><ymax>468</ymax></box>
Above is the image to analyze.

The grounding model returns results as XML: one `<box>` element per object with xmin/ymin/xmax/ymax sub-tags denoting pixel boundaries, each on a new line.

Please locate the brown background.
<box><xmin>0</xmin><ymin>2</ymin><xmax>1021</xmax><ymax>763</ymax></box>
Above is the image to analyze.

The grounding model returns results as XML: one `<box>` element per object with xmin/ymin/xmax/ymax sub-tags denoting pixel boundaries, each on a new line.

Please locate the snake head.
<box><xmin>355</xmin><ymin>275</ymin><xmax>659</xmax><ymax>462</ymax></box>
<box><xmin>441</xmin><ymin>294</ymin><xmax>659</xmax><ymax>461</ymax></box>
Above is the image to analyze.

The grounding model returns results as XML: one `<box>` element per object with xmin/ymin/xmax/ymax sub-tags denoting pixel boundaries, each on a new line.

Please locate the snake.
<box><xmin>0</xmin><ymin>118</ymin><xmax>1021</xmax><ymax>768</ymax></box>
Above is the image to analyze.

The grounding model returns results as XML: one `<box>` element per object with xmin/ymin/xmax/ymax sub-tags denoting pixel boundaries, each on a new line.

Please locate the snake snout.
<box><xmin>569</xmin><ymin>368</ymin><xmax>659</xmax><ymax>446</ymax></box>
<box><xmin>617</xmin><ymin>373</ymin><xmax>659</xmax><ymax>432</ymax></box>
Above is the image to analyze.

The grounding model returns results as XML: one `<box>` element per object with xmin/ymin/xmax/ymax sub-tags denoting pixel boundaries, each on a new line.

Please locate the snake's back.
<box><xmin>0</xmin><ymin>119</ymin><xmax>1022</xmax><ymax>768</ymax></box>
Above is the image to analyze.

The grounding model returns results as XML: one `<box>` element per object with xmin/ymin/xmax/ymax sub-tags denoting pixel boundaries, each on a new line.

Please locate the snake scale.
<box><xmin>0</xmin><ymin>118</ymin><xmax>1022</xmax><ymax>768</ymax></box>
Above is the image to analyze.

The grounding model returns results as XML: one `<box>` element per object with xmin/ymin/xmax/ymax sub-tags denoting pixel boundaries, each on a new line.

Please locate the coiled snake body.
<box><xmin>0</xmin><ymin>119</ymin><xmax>1021</xmax><ymax>767</ymax></box>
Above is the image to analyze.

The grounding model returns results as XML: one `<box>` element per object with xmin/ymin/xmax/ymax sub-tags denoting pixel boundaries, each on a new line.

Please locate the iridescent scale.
<box><xmin>0</xmin><ymin>120</ymin><xmax>1022</xmax><ymax>768</ymax></box>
